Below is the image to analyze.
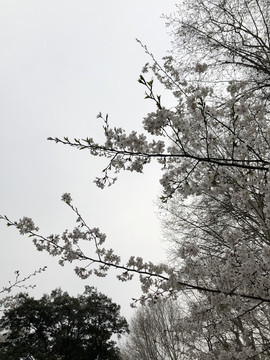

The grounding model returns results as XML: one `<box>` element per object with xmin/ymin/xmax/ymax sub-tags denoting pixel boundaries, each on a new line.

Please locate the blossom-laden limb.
<box><xmin>1</xmin><ymin>195</ymin><xmax>270</xmax><ymax>308</ymax></box>
<box><xmin>48</xmin><ymin>71</ymin><xmax>270</xmax><ymax>204</ymax></box>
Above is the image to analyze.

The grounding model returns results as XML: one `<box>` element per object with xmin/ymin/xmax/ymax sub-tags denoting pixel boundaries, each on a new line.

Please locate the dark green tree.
<box><xmin>0</xmin><ymin>286</ymin><xmax>128</xmax><ymax>360</ymax></box>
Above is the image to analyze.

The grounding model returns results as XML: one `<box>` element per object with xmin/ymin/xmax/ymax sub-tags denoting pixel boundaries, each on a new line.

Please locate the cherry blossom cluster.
<box><xmin>48</xmin><ymin>72</ymin><xmax>270</xmax><ymax>205</ymax></box>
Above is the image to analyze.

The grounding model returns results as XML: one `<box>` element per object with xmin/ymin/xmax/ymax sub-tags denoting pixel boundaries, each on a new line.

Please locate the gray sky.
<box><xmin>0</xmin><ymin>0</ymin><xmax>177</xmax><ymax>320</ymax></box>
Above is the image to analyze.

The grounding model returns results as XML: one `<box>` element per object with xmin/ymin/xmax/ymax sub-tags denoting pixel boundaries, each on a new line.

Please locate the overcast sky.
<box><xmin>0</xmin><ymin>0</ymin><xmax>177</xmax><ymax>320</ymax></box>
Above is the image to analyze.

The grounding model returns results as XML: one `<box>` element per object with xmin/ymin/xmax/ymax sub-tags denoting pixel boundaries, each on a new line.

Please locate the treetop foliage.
<box><xmin>0</xmin><ymin>286</ymin><xmax>128</xmax><ymax>360</ymax></box>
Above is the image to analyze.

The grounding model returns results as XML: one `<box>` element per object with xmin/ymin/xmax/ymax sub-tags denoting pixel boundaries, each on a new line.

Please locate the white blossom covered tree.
<box><xmin>1</xmin><ymin>0</ymin><xmax>270</xmax><ymax>358</ymax></box>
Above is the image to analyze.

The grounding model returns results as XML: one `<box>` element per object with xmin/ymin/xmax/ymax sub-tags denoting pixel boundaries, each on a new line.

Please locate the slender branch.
<box><xmin>1</xmin><ymin>215</ymin><xmax>270</xmax><ymax>304</ymax></box>
<box><xmin>48</xmin><ymin>137</ymin><xmax>270</xmax><ymax>171</ymax></box>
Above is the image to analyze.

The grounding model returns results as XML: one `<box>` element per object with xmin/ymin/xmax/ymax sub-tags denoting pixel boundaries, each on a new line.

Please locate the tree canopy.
<box><xmin>0</xmin><ymin>286</ymin><xmax>128</xmax><ymax>360</ymax></box>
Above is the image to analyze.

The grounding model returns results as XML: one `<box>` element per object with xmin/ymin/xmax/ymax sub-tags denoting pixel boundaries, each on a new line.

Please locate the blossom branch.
<box><xmin>1</xmin><ymin>210</ymin><xmax>270</xmax><ymax>304</ymax></box>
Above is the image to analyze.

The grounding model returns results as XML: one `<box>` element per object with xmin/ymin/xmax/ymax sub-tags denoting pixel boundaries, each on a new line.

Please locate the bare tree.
<box><xmin>120</xmin><ymin>298</ymin><xmax>189</xmax><ymax>360</ymax></box>
<box><xmin>166</xmin><ymin>0</ymin><xmax>270</xmax><ymax>93</ymax></box>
